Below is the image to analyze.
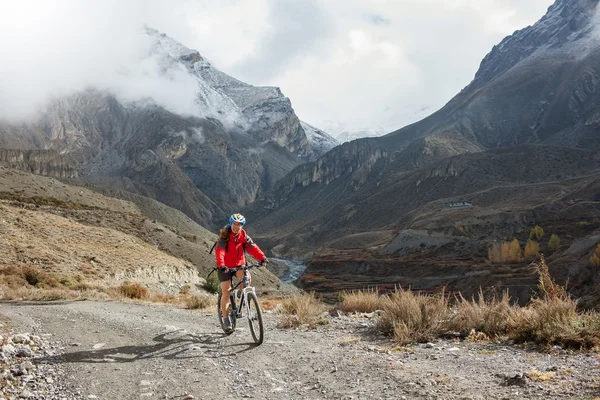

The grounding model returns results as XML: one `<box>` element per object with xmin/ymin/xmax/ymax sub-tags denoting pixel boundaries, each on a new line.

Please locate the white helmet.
<box><xmin>229</xmin><ymin>213</ymin><xmax>246</xmax><ymax>225</ymax></box>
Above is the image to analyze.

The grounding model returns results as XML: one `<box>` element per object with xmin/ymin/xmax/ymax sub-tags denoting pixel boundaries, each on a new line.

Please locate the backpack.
<box><xmin>208</xmin><ymin>227</ymin><xmax>246</xmax><ymax>255</ymax></box>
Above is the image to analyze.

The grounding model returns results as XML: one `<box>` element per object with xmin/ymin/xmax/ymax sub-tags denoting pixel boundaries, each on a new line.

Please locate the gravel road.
<box><xmin>1</xmin><ymin>301</ymin><xmax>599</xmax><ymax>400</ymax></box>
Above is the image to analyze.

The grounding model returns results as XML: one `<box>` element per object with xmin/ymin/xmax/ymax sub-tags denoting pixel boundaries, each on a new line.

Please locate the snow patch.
<box><xmin>300</xmin><ymin>121</ymin><xmax>339</xmax><ymax>156</ymax></box>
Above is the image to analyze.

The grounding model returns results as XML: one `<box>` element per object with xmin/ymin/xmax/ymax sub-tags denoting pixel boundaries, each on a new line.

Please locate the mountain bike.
<box><xmin>216</xmin><ymin>264</ymin><xmax>264</xmax><ymax>345</ymax></box>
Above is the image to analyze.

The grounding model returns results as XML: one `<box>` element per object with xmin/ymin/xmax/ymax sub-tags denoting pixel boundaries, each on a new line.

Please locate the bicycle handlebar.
<box><xmin>217</xmin><ymin>264</ymin><xmax>262</xmax><ymax>273</ymax></box>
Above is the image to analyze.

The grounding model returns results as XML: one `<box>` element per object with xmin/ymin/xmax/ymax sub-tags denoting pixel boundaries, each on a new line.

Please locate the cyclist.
<box><xmin>216</xmin><ymin>213</ymin><xmax>268</xmax><ymax>333</ymax></box>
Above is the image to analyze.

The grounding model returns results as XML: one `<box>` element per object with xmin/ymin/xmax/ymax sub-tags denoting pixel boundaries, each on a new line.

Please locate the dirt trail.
<box><xmin>1</xmin><ymin>301</ymin><xmax>599</xmax><ymax>400</ymax></box>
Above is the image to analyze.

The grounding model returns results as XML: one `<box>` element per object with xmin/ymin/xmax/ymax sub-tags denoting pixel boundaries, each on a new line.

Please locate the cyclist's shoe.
<box><xmin>223</xmin><ymin>316</ymin><xmax>233</xmax><ymax>334</ymax></box>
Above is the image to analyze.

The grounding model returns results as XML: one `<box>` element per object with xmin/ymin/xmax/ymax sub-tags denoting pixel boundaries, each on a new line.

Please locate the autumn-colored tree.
<box><xmin>529</xmin><ymin>225</ymin><xmax>545</xmax><ymax>241</ymax></box>
<box><xmin>590</xmin><ymin>244</ymin><xmax>600</xmax><ymax>268</ymax></box>
<box><xmin>508</xmin><ymin>238</ymin><xmax>522</xmax><ymax>263</ymax></box>
<box><xmin>488</xmin><ymin>243</ymin><xmax>502</xmax><ymax>263</ymax></box>
<box><xmin>548</xmin><ymin>234</ymin><xmax>560</xmax><ymax>252</ymax></box>
<box><xmin>524</xmin><ymin>239</ymin><xmax>541</xmax><ymax>259</ymax></box>
<box><xmin>489</xmin><ymin>239</ymin><xmax>523</xmax><ymax>263</ymax></box>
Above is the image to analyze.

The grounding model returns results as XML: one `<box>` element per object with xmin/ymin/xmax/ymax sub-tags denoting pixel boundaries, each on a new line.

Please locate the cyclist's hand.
<box><xmin>259</xmin><ymin>258</ymin><xmax>269</xmax><ymax>267</ymax></box>
<box><xmin>219</xmin><ymin>266</ymin><xmax>229</xmax><ymax>273</ymax></box>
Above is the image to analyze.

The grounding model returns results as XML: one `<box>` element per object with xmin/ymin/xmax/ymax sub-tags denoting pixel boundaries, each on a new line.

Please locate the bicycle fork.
<box><xmin>233</xmin><ymin>287</ymin><xmax>256</xmax><ymax>319</ymax></box>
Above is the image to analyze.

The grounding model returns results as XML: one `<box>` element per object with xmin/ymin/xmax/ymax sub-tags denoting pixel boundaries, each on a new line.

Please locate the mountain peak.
<box><xmin>470</xmin><ymin>0</ymin><xmax>599</xmax><ymax>90</ymax></box>
<box><xmin>143</xmin><ymin>26</ymin><xmax>209</xmax><ymax>67</ymax></box>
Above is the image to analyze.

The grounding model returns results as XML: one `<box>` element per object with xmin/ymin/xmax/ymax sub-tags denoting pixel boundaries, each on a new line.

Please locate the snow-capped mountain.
<box><xmin>0</xmin><ymin>28</ymin><xmax>338</xmax><ymax>226</ymax></box>
<box><xmin>299</xmin><ymin>121</ymin><xmax>339</xmax><ymax>157</ymax></box>
<box><xmin>144</xmin><ymin>27</ymin><xmax>333</xmax><ymax>159</ymax></box>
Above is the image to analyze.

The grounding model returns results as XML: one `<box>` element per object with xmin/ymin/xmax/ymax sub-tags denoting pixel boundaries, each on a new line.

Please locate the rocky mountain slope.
<box><xmin>0</xmin><ymin>167</ymin><xmax>283</xmax><ymax>294</ymax></box>
<box><xmin>0</xmin><ymin>28</ymin><xmax>338</xmax><ymax>227</ymax></box>
<box><xmin>246</xmin><ymin>0</ymin><xmax>600</xmax><ymax>305</ymax></box>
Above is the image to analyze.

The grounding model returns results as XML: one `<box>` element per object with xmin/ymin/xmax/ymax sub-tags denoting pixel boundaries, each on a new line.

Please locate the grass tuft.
<box><xmin>378</xmin><ymin>288</ymin><xmax>450</xmax><ymax>345</ymax></box>
<box><xmin>340</xmin><ymin>289</ymin><xmax>385</xmax><ymax>313</ymax></box>
<box><xmin>278</xmin><ymin>292</ymin><xmax>327</xmax><ymax>328</ymax></box>
<box><xmin>119</xmin><ymin>282</ymin><xmax>149</xmax><ymax>299</ymax></box>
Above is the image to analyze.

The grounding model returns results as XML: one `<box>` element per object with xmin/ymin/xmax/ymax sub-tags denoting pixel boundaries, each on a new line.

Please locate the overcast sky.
<box><xmin>0</xmin><ymin>0</ymin><xmax>555</xmax><ymax>137</ymax></box>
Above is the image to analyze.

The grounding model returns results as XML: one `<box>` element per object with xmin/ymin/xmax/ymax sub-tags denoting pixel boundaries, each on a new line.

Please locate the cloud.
<box><xmin>0</xmin><ymin>0</ymin><xmax>202</xmax><ymax>121</ymax></box>
<box><xmin>0</xmin><ymin>0</ymin><xmax>556</xmax><ymax>137</ymax></box>
<box><xmin>228</xmin><ymin>0</ymin><xmax>334</xmax><ymax>84</ymax></box>
<box><xmin>251</xmin><ymin>0</ymin><xmax>556</xmax><ymax>136</ymax></box>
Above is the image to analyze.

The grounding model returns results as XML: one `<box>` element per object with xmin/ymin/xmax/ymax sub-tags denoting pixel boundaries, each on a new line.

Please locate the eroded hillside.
<box><xmin>0</xmin><ymin>167</ymin><xmax>283</xmax><ymax>297</ymax></box>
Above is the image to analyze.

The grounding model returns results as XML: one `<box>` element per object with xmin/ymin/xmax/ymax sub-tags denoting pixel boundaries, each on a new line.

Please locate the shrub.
<box><xmin>529</xmin><ymin>225</ymin><xmax>545</xmax><ymax>241</ymax></box>
<box><xmin>509</xmin><ymin>258</ymin><xmax>600</xmax><ymax>349</ymax></box>
<box><xmin>589</xmin><ymin>244</ymin><xmax>600</xmax><ymax>268</ymax></box>
<box><xmin>203</xmin><ymin>274</ymin><xmax>221</xmax><ymax>294</ymax></box>
<box><xmin>278</xmin><ymin>292</ymin><xmax>327</xmax><ymax>328</ymax></box>
<box><xmin>446</xmin><ymin>291</ymin><xmax>520</xmax><ymax>337</ymax></box>
<box><xmin>378</xmin><ymin>288</ymin><xmax>449</xmax><ymax>345</ymax></box>
<box><xmin>548</xmin><ymin>234</ymin><xmax>561</xmax><ymax>252</ymax></box>
<box><xmin>184</xmin><ymin>294</ymin><xmax>213</xmax><ymax>309</ymax></box>
<box><xmin>534</xmin><ymin>257</ymin><xmax>568</xmax><ymax>301</ymax></box>
<box><xmin>119</xmin><ymin>282</ymin><xmax>149</xmax><ymax>299</ymax></box>
<box><xmin>512</xmin><ymin>296</ymin><xmax>582</xmax><ymax>348</ymax></box>
<box><xmin>340</xmin><ymin>289</ymin><xmax>385</xmax><ymax>313</ymax></box>
<box><xmin>524</xmin><ymin>240</ymin><xmax>541</xmax><ymax>260</ymax></box>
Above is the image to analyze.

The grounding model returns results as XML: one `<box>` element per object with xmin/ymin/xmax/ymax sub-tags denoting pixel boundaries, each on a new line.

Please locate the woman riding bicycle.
<box><xmin>215</xmin><ymin>213</ymin><xmax>268</xmax><ymax>333</ymax></box>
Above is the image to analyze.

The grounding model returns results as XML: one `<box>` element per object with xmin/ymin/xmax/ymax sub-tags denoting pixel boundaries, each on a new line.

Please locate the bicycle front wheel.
<box><xmin>246</xmin><ymin>292</ymin><xmax>264</xmax><ymax>345</ymax></box>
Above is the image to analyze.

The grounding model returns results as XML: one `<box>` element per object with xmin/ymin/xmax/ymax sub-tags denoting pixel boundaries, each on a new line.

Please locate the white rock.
<box><xmin>13</xmin><ymin>334</ymin><xmax>30</xmax><ymax>344</ymax></box>
<box><xmin>92</xmin><ymin>343</ymin><xmax>106</xmax><ymax>350</ymax></box>
<box><xmin>2</xmin><ymin>343</ymin><xmax>16</xmax><ymax>355</ymax></box>
<box><xmin>15</xmin><ymin>345</ymin><xmax>33</xmax><ymax>357</ymax></box>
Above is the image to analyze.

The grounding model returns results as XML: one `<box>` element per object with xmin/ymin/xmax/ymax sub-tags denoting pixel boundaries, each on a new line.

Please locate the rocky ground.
<box><xmin>0</xmin><ymin>301</ymin><xmax>598</xmax><ymax>400</ymax></box>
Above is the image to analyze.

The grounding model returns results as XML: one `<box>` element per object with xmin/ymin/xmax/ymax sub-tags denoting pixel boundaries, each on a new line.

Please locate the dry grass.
<box><xmin>278</xmin><ymin>291</ymin><xmax>327</xmax><ymax>328</ymax></box>
<box><xmin>340</xmin><ymin>257</ymin><xmax>600</xmax><ymax>350</ymax></box>
<box><xmin>466</xmin><ymin>329</ymin><xmax>491</xmax><ymax>343</ymax></box>
<box><xmin>183</xmin><ymin>293</ymin><xmax>214</xmax><ymax>309</ymax></box>
<box><xmin>340</xmin><ymin>289</ymin><xmax>386</xmax><ymax>313</ymax></box>
<box><xmin>261</xmin><ymin>297</ymin><xmax>285</xmax><ymax>311</ymax></box>
<box><xmin>0</xmin><ymin>264</ymin><xmax>218</xmax><ymax>309</ymax></box>
<box><xmin>527</xmin><ymin>369</ymin><xmax>555</xmax><ymax>381</ymax></box>
<box><xmin>119</xmin><ymin>282</ymin><xmax>149</xmax><ymax>299</ymax></box>
<box><xmin>338</xmin><ymin>336</ymin><xmax>361</xmax><ymax>346</ymax></box>
<box><xmin>378</xmin><ymin>288</ymin><xmax>450</xmax><ymax>345</ymax></box>
<box><xmin>445</xmin><ymin>291</ymin><xmax>520</xmax><ymax>337</ymax></box>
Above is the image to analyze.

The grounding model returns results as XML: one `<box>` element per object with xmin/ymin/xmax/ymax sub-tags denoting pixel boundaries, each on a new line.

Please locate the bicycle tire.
<box><xmin>246</xmin><ymin>292</ymin><xmax>264</xmax><ymax>345</ymax></box>
<box><xmin>217</xmin><ymin>292</ymin><xmax>237</xmax><ymax>334</ymax></box>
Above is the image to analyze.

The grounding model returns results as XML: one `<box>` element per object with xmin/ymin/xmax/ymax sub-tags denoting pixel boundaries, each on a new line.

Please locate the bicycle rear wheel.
<box><xmin>217</xmin><ymin>292</ymin><xmax>237</xmax><ymax>334</ymax></box>
<box><xmin>246</xmin><ymin>292</ymin><xmax>264</xmax><ymax>345</ymax></box>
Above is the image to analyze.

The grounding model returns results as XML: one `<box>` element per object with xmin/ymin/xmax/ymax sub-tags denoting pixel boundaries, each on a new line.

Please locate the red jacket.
<box><xmin>215</xmin><ymin>229</ymin><xmax>266</xmax><ymax>268</ymax></box>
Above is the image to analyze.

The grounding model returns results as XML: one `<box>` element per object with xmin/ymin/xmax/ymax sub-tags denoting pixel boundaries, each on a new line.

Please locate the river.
<box><xmin>271</xmin><ymin>257</ymin><xmax>307</xmax><ymax>283</ymax></box>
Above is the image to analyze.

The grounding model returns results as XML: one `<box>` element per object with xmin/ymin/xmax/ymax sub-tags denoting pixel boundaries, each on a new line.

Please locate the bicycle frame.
<box><xmin>229</xmin><ymin>266</ymin><xmax>258</xmax><ymax>318</ymax></box>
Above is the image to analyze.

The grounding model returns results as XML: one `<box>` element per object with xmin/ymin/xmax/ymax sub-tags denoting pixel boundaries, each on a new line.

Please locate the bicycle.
<box><xmin>215</xmin><ymin>264</ymin><xmax>264</xmax><ymax>345</ymax></box>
